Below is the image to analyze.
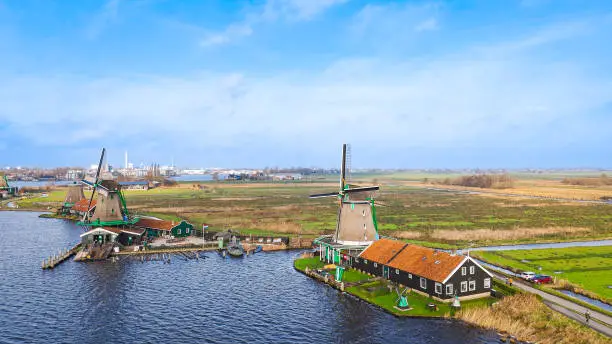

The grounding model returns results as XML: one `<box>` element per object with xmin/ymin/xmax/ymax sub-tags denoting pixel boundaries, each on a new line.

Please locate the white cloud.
<box><xmin>86</xmin><ymin>0</ymin><xmax>121</xmax><ymax>39</ymax></box>
<box><xmin>263</xmin><ymin>0</ymin><xmax>349</xmax><ymax>21</ymax></box>
<box><xmin>1</xmin><ymin>48</ymin><xmax>609</xmax><ymax>155</ymax></box>
<box><xmin>352</xmin><ymin>2</ymin><xmax>441</xmax><ymax>38</ymax></box>
<box><xmin>414</xmin><ymin>18</ymin><xmax>438</xmax><ymax>32</ymax></box>
<box><xmin>201</xmin><ymin>0</ymin><xmax>348</xmax><ymax>47</ymax></box>
<box><xmin>200</xmin><ymin>24</ymin><xmax>253</xmax><ymax>47</ymax></box>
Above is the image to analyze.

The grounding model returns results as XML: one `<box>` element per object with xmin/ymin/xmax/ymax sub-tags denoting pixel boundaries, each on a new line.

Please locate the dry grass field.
<box><xmin>10</xmin><ymin>172</ymin><xmax>612</xmax><ymax>248</ymax></box>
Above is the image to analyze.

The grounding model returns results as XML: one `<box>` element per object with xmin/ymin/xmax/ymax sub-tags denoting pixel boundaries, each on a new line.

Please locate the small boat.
<box><xmin>227</xmin><ymin>243</ymin><xmax>244</xmax><ymax>257</ymax></box>
<box><xmin>253</xmin><ymin>245</ymin><xmax>263</xmax><ymax>254</ymax></box>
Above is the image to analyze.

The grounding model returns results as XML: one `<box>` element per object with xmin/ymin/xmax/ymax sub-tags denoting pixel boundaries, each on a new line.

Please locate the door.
<box><xmin>383</xmin><ymin>265</ymin><xmax>389</xmax><ymax>279</ymax></box>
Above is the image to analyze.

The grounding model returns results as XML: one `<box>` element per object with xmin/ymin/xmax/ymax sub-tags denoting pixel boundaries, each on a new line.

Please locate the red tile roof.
<box><xmin>73</xmin><ymin>199</ymin><xmax>97</xmax><ymax>212</ymax></box>
<box><xmin>359</xmin><ymin>238</ymin><xmax>407</xmax><ymax>264</ymax></box>
<box><xmin>359</xmin><ymin>239</ymin><xmax>466</xmax><ymax>283</ymax></box>
<box><xmin>134</xmin><ymin>218</ymin><xmax>178</xmax><ymax>231</ymax></box>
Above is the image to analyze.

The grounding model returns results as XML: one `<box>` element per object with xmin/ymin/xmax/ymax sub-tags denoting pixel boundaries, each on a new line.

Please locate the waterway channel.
<box><xmin>0</xmin><ymin>211</ymin><xmax>500</xmax><ymax>343</ymax></box>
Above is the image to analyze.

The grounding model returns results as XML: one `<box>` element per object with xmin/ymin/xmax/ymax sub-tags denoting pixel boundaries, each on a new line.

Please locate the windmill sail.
<box><xmin>81</xmin><ymin>148</ymin><xmax>106</xmax><ymax>222</ymax></box>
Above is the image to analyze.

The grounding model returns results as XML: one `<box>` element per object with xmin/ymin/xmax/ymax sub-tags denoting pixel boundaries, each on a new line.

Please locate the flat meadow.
<box><xmin>7</xmin><ymin>171</ymin><xmax>612</xmax><ymax>248</ymax></box>
<box><xmin>473</xmin><ymin>246</ymin><xmax>612</xmax><ymax>302</ymax></box>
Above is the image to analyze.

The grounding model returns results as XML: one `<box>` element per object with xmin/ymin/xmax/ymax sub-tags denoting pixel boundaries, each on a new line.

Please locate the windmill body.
<box><xmin>64</xmin><ymin>184</ymin><xmax>86</xmax><ymax>204</ymax></box>
<box><xmin>89</xmin><ymin>180</ymin><xmax>127</xmax><ymax>223</ymax></box>
<box><xmin>311</xmin><ymin>144</ymin><xmax>381</xmax><ymax>263</ymax></box>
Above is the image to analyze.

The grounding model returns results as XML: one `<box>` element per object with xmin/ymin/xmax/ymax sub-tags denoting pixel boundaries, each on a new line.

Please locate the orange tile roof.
<box><xmin>386</xmin><ymin>244</ymin><xmax>466</xmax><ymax>283</ymax></box>
<box><xmin>359</xmin><ymin>238</ymin><xmax>408</xmax><ymax>264</ymax></box>
<box><xmin>360</xmin><ymin>239</ymin><xmax>466</xmax><ymax>283</ymax></box>
<box><xmin>134</xmin><ymin>218</ymin><xmax>178</xmax><ymax>231</ymax></box>
<box><xmin>73</xmin><ymin>199</ymin><xmax>97</xmax><ymax>212</ymax></box>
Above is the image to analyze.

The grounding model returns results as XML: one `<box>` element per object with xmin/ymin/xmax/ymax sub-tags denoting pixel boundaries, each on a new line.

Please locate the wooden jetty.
<box><xmin>41</xmin><ymin>243</ymin><xmax>81</xmax><ymax>269</ymax></box>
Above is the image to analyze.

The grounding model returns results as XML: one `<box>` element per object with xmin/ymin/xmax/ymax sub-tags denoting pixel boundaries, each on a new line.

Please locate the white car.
<box><xmin>520</xmin><ymin>271</ymin><xmax>536</xmax><ymax>280</ymax></box>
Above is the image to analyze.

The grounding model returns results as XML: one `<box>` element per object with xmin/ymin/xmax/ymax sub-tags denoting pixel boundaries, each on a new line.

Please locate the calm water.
<box><xmin>0</xmin><ymin>212</ymin><xmax>498</xmax><ymax>344</ymax></box>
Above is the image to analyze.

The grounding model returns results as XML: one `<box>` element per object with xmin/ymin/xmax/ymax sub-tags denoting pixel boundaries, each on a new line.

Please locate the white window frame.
<box><xmin>373</xmin><ymin>262</ymin><xmax>378</xmax><ymax>267</ymax></box>
<box><xmin>355</xmin><ymin>258</ymin><xmax>359</xmax><ymax>263</ymax></box>
<box><xmin>446</xmin><ymin>284</ymin><xmax>453</xmax><ymax>295</ymax></box>
<box><xmin>420</xmin><ymin>277</ymin><xmax>427</xmax><ymax>289</ymax></box>
<box><xmin>408</xmin><ymin>273</ymin><xmax>412</xmax><ymax>279</ymax></box>
<box><xmin>461</xmin><ymin>267</ymin><xmax>467</xmax><ymax>276</ymax></box>
<box><xmin>470</xmin><ymin>266</ymin><xmax>475</xmax><ymax>275</ymax></box>
<box><xmin>460</xmin><ymin>281</ymin><xmax>467</xmax><ymax>293</ymax></box>
<box><xmin>364</xmin><ymin>259</ymin><xmax>368</xmax><ymax>264</ymax></box>
<box><xmin>435</xmin><ymin>283</ymin><xmax>442</xmax><ymax>294</ymax></box>
<box><xmin>484</xmin><ymin>278</ymin><xmax>491</xmax><ymax>289</ymax></box>
<box><xmin>469</xmin><ymin>280</ymin><xmax>476</xmax><ymax>291</ymax></box>
<box><xmin>395</xmin><ymin>269</ymin><xmax>400</xmax><ymax>275</ymax></box>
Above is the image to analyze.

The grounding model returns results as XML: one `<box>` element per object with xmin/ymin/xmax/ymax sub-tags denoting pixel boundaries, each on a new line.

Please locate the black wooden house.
<box><xmin>352</xmin><ymin>238</ymin><xmax>493</xmax><ymax>301</ymax></box>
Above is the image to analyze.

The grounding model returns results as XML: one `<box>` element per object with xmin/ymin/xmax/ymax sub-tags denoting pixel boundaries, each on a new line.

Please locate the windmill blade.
<box><xmin>344</xmin><ymin>186</ymin><xmax>380</xmax><ymax>194</ymax></box>
<box><xmin>340</xmin><ymin>144</ymin><xmax>347</xmax><ymax>192</ymax></box>
<box><xmin>309</xmin><ymin>192</ymin><xmax>339</xmax><ymax>199</ymax></box>
<box><xmin>82</xmin><ymin>148</ymin><xmax>105</xmax><ymax>222</ymax></box>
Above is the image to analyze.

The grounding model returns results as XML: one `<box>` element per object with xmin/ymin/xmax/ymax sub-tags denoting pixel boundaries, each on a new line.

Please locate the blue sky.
<box><xmin>0</xmin><ymin>0</ymin><xmax>611</xmax><ymax>169</ymax></box>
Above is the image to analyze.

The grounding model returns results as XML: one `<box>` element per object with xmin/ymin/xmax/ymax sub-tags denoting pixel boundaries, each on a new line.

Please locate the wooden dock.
<box><xmin>41</xmin><ymin>243</ymin><xmax>81</xmax><ymax>269</ymax></box>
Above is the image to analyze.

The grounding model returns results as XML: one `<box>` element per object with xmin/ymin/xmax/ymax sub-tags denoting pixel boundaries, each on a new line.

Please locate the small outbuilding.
<box><xmin>134</xmin><ymin>218</ymin><xmax>194</xmax><ymax>238</ymax></box>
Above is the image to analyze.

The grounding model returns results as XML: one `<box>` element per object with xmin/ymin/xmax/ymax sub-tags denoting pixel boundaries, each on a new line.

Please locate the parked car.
<box><xmin>532</xmin><ymin>275</ymin><xmax>552</xmax><ymax>284</ymax></box>
<box><xmin>519</xmin><ymin>271</ymin><xmax>536</xmax><ymax>280</ymax></box>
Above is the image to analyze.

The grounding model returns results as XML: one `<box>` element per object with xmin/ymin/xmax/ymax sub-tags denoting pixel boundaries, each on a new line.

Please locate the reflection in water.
<box><xmin>1</xmin><ymin>211</ymin><xmax>498</xmax><ymax>344</ymax></box>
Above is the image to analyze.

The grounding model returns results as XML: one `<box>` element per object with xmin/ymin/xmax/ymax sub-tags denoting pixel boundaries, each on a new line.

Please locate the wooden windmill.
<box><xmin>64</xmin><ymin>183</ymin><xmax>85</xmax><ymax>204</ymax></box>
<box><xmin>79</xmin><ymin>148</ymin><xmax>131</xmax><ymax>227</ymax></box>
<box><xmin>310</xmin><ymin>144</ymin><xmax>380</xmax><ymax>245</ymax></box>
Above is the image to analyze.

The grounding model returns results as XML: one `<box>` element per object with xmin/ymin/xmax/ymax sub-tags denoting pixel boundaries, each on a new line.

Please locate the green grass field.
<box><xmin>473</xmin><ymin>246</ymin><xmax>612</xmax><ymax>302</ymax></box>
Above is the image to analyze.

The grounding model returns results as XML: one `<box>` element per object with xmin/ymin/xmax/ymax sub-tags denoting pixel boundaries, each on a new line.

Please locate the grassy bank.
<box><xmin>295</xmin><ymin>257</ymin><xmax>608</xmax><ymax>343</ymax></box>
<box><xmin>457</xmin><ymin>294</ymin><xmax>610</xmax><ymax>344</ymax></box>
<box><xmin>472</xmin><ymin>246</ymin><xmax>612</xmax><ymax>303</ymax></box>
<box><xmin>293</xmin><ymin>257</ymin><xmax>494</xmax><ymax>318</ymax></box>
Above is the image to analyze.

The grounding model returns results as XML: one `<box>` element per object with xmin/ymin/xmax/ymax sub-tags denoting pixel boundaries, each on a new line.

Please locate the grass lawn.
<box><xmin>341</xmin><ymin>269</ymin><xmax>371</xmax><ymax>283</ymax></box>
<box><xmin>473</xmin><ymin>246</ymin><xmax>612</xmax><ymax>302</ymax></box>
<box><xmin>294</xmin><ymin>257</ymin><xmax>324</xmax><ymax>272</ymax></box>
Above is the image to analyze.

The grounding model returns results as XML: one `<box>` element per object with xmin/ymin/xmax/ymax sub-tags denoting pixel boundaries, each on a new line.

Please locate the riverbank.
<box><xmin>293</xmin><ymin>256</ymin><xmax>495</xmax><ymax>318</ymax></box>
<box><xmin>294</xmin><ymin>256</ymin><xmax>611</xmax><ymax>344</ymax></box>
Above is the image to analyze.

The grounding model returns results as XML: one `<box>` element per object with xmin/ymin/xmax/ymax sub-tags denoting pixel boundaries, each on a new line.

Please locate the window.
<box><xmin>484</xmin><ymin>278</ymin><xmax>491</xmax><ymax>289</ymax></box>
<box><xmin>470</xmin><ymin>266</ymin><xmax>475</xmax><ymax>275</ymax></box>
<box><xmin>362</xmin><ymin>210</ymin><xmax>366</xmax><ymax>216</ymax></box>
<box><xmin>461</xmin><ymin>281</ymin><xmax>467</xmax><ymax>293</ymax></box>
<box><xmin>461</xmin><ymin>267</ymin><xmax>467</xmax><ymax>276</ymax></box>
<box><xmin>420</xmin><ymin>277</ymin><xmax>427</xmax><ymax>289</ymax></box>
<box><xmin>435</xmin><ymin>283</ymin><xmax>442</xmax><ymax>294</ymax></box>
<box><xmin>364</xmin><ymin>259</ymin><xmax>368</xmax><ymax>264</ymax></box>
<box><xmin>408</xmin><ymin>273</ymin><xmax>412</xmax><ymax>279</ymax></box>
<box><xmin>446</xmin><ymin>284</ymin><xmax>453</xmax><ymax>295</ymax></box>
<box><xmin>395</xmin><ymin>269</ymin><xmax>400</xmax><ymax>275</ymax></box>
<box><xmin>363</xmin><ymin>223</ymin><xmax>367</xmax><ymax>229</ymax></box>
<box><xmin>355</xmin><ymin>258</ymin><xmax>359</xmax><ymax>263</ymax></box>
<box><xmin>374</xmin><ymin>262</ymin><xmax>378</xmax><ymax>267</ymax></box>
<box><xmin>469</xmin><ymin>281</ymin><xmax>476</xmax><ymax>291</ymax></box>
<box><xmin>186</xmin><ymin>228</ymin><xmax>190</xmax><ymax>234</ymax></box>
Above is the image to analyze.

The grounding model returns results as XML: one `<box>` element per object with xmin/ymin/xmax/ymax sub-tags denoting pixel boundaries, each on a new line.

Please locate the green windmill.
<box><xmin>395</xmin><ymin>286</ymin><xmax>411</xmax><ymax>310</ymax></box>
<box><xmin>78</xmin><ymin>148</ymin><xmax>136</xmax><ymax>228</ymax></box>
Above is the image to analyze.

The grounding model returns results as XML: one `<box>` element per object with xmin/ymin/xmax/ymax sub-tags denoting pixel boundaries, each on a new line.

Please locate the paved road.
<box><xmin>491</xmin><ymin>271</ymin><xmax>612</xmax><ymax>337</ymax></box>
<box><xmin>544</xmin><ymin>301</ymin><xmax>612</xmax><ymax>337</ymax></box>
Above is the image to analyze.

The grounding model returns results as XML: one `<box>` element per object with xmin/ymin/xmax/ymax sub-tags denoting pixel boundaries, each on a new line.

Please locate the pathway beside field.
<box><xmin>490</xmin><ymin>271</ymin><xmax>612</xmax><ymax>338</ymax></box>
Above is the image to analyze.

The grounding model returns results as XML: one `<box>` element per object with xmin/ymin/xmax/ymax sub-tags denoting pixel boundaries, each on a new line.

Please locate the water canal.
<box><xmin>0</xmin><ymin>211</ymin><xmax>499</xmax><ymax>344</ymax></box>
